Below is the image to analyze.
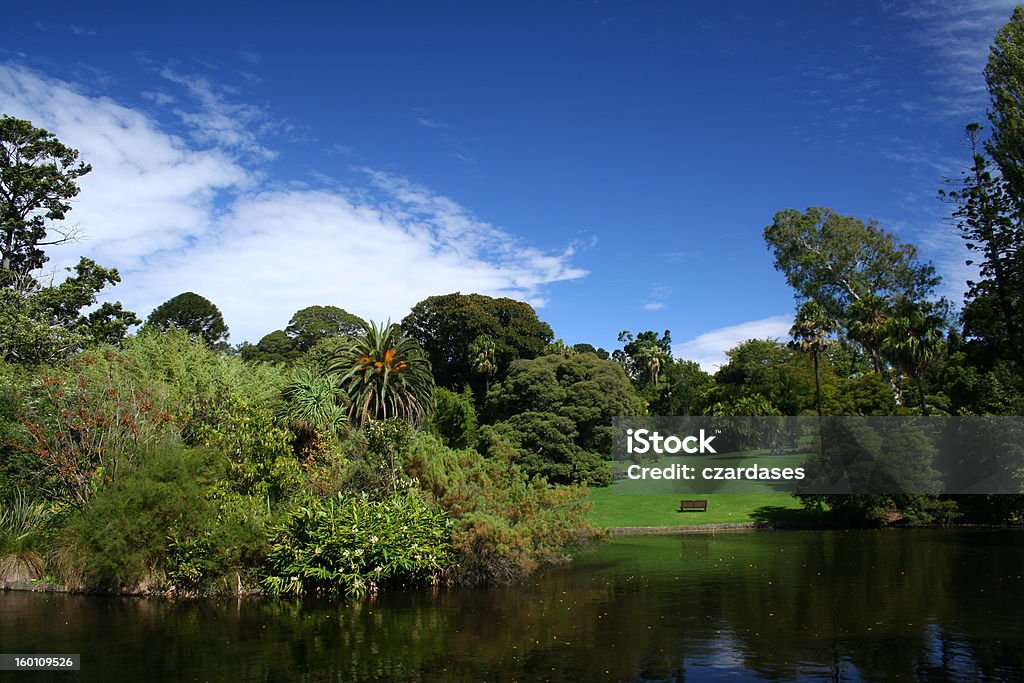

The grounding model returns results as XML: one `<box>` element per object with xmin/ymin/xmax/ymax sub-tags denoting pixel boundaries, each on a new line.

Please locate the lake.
<box><xmin>2</xmin><ymin>529</ymin><xmax>1023</xmax><ymax>681</ymax></box>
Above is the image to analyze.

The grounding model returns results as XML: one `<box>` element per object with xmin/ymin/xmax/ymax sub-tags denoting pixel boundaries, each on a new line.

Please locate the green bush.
<box><xmin>197</xmin><ymin>395</ymin><xmax>301</xmax><ymax>503</ymax></box>
<box><xmin>121</xmin><ymin>329</ymin><xmax>287</xmax><ymax>443</ymax></box>
<box><xmin>0</xmin><ymin>488</ymin><xmax>53</xmax><ymax>582</ymax></box>
<box><xmin>404</xmin><ymin>432</ymin><xmax>601</xmax><ymax>584</ymax></box>
<box><xmin>479</xmin><ymin>411</ymin><xmax>611</xmax><ymax>486</ymax></box>
<box><xmin>485</xmin><ymin>353</ymin><xmax>645</xmax><ymax>457</ymax></box>
<box><xmin>426</xmin><ymin>387</ymin><xmax>478</xmax><ymax>449</ymax></box>
<box><xmin>71</xmin><ymin>442</ymin><xmax>221</xmax><ymax>591</ymax></box>
<box><xmin>12</xmin><ymin>349</ymin><xmax>177</xmax><ymax>509</ymax></box>
<box><xmin>263</xmin><ymin>490</ymin><xmax>452</xmax><ymax>596</ymax></box>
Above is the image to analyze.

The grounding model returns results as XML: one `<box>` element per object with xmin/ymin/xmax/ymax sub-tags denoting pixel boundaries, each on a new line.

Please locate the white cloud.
<box><xmin>158</xmin><ymin>67</ymin><xmax>277</xmax><ymax>160</ymax></box>
<box><xmin>0</xmin><ymin>63</ymin><xmax>249</xmax><ymax>270</ymax></box>
<box><xmin>0</xmin><ymin>63</ymin><xmax>587</xmax><ymax>343</ymax></box>
<box><xmin>641</xmin><ymin>284</ymin><xmax>670</xmax><ymax>311</ymax></box>
<box><xmin>673</xmin><ymin>315</ymin><xmax>792</xmax><ymax>372</ymax></box>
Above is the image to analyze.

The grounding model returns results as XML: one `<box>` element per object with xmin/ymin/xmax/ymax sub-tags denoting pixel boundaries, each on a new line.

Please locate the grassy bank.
<box><xmin>586</xmin><ymin>489</ymin><xmax>808</xmax><ymax>527</ymax></box>
<box><xmin>587</xmin><ymin>451</ymin><xmax>818</xmax><ymax>528</ymax></box>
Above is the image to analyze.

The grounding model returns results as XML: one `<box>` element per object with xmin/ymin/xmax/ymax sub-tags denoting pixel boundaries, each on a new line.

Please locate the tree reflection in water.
<box><xmin>2</xmin><ymin>529</ymin><xmax>1022</xmax><ymax>681</ymax></box>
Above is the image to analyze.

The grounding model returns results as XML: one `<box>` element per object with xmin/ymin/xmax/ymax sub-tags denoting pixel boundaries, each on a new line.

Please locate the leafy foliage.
<box><xmin>263</xmin><ymin>490</ymin><xmax>452</xmax><ymax>596</ymax></box>
<box><xmin>614</xmin><ymin>330</ymin><xmax>672</xmax><ymax>385</ymax></box>
<box><xmin>710</xmin><ymin>339</ymin><xmax>822</xmax><ymax>416</ymax></box>
<box><xmin>275</xmin><ymin>368</ymin><xmax>347</xmax><ymax>457</ymax></box>
<box><xmin>241</xmin><ymin>330</ymin><xmax>303</xmax><ymax>365</ymax></box>
<box><xmin>0</xmin><ymin>259</ymin><xmax>139</xmax><ymax>365</ymax></box>
<box><xmin>12</xmin><ymin>349</ymin><xmax>177</xmax><ymax>509</ymax></box>
<box><xmin>764</xmin><ymin>207</ymin><xmax>941</xmax><ymax>321</ymax></box>
<box><xmin>486</xmin><ymin>352</ymin><xmax>645</xmax><ymax>456</ymax></box>
<box><xmin>426</xmin><ymin>387</ymin><xmax>479</xmax><ymax>449</ymax></box>
<box><xmin>0</xmin><ymin>116</ymin><xmax>91</xmax><ymax>278</ymax></box>
<box><xmin>403</xmin><ymin>432</ymin><xmax>600</xmax><ymax>584</ymax></box>
<box><xmin>480</xmin><ymin>411</ymin><xmax>610</xmax><ymax>486</ymax></box>
<box><xmin>71</xmin><ymin>443</ymin><xmax>221</xmax><ymax>591</ymax></box>
<box><xmin>285</xmin><ymin>305</ymin><xmax>365</xmax><ymax>352</ymax></box>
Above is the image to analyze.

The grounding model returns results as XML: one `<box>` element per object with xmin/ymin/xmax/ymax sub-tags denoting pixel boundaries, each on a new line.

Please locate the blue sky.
<box><xmin>1</xmin><ymin>1</ymin><xmax>1017</xmax><ymax>368</ymax></box>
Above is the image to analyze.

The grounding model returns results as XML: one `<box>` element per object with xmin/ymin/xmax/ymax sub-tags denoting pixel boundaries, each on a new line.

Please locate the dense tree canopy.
<box><xmin>486</xmin><ymin>352</ymin><xmax>645</xmax><ymax>455</ymax></box>
<box><xmin>241</xmin><ymin>330</ymin><xmax>303</xmax><ymax>365</ymax></box>
<box><xmin>145</xmin><ymin>292</ymin><xmax>229</xmax><ymax>347</ymax></box>
<box><xmin>400</xmin><ymin>293</ymin><xmax>553</xmax><ymax>391</ymax></box>
<box><xmin>709</xmin><ymin>339</ymin><xmax>823</xmax><ymax>416</ymax></box>
<box><xmin>613</xmin><ymin>330</ymin><xmax>673</xmax><ymax>386</ymax></box>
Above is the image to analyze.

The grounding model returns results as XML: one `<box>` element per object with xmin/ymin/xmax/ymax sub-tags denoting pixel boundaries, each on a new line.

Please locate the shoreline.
<box><xmin>6</xmin><ymin>524</ymin><xmax>1020</xmax><ymax>593</ymax></box>
<box><xmin>607</xmin><ymin>521</ymin><xmax>780</xmax><ymax>535</ymax></box>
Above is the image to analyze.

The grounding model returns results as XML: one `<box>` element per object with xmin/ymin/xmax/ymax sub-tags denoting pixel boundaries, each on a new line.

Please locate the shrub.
<box><xmin>14</xmin><ymin>349</ymin><xmax>177</xmax><ymax>509</ymax></box>
<box><xmin>71</xmin><ymin>442</ymin><xmax>221</xmax><ymax>591</ymax></box>
<box><xmin>403</xmin><ymin>432</ymin><xmax>601</xmax><ymax>584</ymax></box>
<box><xmin>120</xmin><ymin>329</ymin><xmax>287</xmax><ymax>444</ymax></box>
<box><xmin>426</xmin><ymin>387</ymin><xmax>479</xmax><ymax>449</ymax></box>
<box><xmin>196</xmin><ymin>396</ymin><xmax>301</xmax><ymax>504</ymax></box>
<box><xmin>263</xmin><ymin>490</ymin><xmax>452</xmax><ymax>596</ymax></box>
<box><xmin>485</xmin><ymin>353</ymin><xmax>645</xmax><ymax>456</ymax></box>
<box><xmin>0</xmin><ymin>488</ymin><xmax>53</xmax><ymax>582</ymax></box>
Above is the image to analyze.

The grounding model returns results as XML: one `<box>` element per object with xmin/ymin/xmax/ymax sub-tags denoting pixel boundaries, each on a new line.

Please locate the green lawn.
<box><xmin>586</xmin><ymin>450</ymin><xmax>816</xmax><ymax>528</ymax></box>
<box><xmin>586</xmin><ymin>488</ymin><xmax>806</xmax><ymax>527</ymax></box>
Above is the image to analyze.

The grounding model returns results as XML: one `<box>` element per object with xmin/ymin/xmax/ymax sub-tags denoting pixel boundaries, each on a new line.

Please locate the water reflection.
<box><xmin>2</xmin><ymin>529</ymin><xmax>1022</xmax><ymax>681</ymax></box>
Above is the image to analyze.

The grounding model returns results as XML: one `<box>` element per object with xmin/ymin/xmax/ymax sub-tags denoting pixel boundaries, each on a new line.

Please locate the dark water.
<box><xmin>2</xmin><ymin>529</ymin><xmax>1024</xmax><ymax>682</ymax></box>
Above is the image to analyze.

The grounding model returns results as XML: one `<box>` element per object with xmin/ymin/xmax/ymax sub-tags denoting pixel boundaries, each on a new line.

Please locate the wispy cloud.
<box><xmin>0</xmin><ymin>63</ymin><xmax>587</xmax><ymax>342</ymax></box>
<box><xmin>237</xmin><ymin>50</ymin><xmax>261</xmax><ymax>65</ymax></box>
<box><xmin>158</xmin><ymin>67</ymin><xmax>277</xmax><ymax>160</ymax></box>
<box><xmin>69</xmin><ymin>25</ymin><xmax>97</xmax><ymax>37</ymax></box>
<box><xmin>412</xmin><ymin>106</ymin><xmax>477</xmax><ymax>165</ymax></box>
<box><xmin>674</xmin><ymin>315</ymin><xmax>792</xmax><ymax>372</ymax></box>
<box><xmin>901</xmin><ymin>0</ymin><xmax>1018</xmax><ymax>119</ymax></box>
<box><xmin>641</xmin><ymin>284</ymin><xmax>671</xmax><ymax>311</ymax></box>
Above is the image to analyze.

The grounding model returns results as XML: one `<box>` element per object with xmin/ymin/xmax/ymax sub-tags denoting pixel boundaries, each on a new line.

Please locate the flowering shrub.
<box><xmin>263</xmin><ymin>490</ymin><xmax>452</xmax><ymax>596</ymax></box>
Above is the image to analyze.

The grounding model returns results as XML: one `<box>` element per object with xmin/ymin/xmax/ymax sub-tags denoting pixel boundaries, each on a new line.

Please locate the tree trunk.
<box><xmin>915</xmin><ymin>374</ymin><xmax>929</xmax><ymax>416</ymax></box>
<box><xmin>813</xmin><ymin>349</ymin><xmax>823</xmax><ymax>417</ymax></box>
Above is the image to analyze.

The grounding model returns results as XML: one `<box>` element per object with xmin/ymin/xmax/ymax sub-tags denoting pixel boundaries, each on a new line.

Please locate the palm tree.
<box><xmin>470</xmin><ymin>334</ymin><xmax>498</xmax><ymax>394</ymax></box>
<box><xmin>276</xmin><ymin>368</ymin><xmax>348</xmax><ymax>455</ymax></box>
<box><xmin>646</xmin><ymin>348</ymin><xmax>668</xmax><ymax>386</ymax></box>
<box><xmin>791</xmin><ymin>300</ymin><xmax>834</xmax><ymax>416</ymax></box>
<box><xmin>880</xmin><ymin>302</ymin><xmax>944</xmax><ymax>415</ymax></box>
<box><xmin>546</xmin><ymin>338</ymin><xmax>578</xmax><ymax>359</ymax></box>
<box><xmin>633</xmin><ymin>341</ymin><xmax>669</xmax><ymax>386</ymax></box>
<box><xmin>328</xmin><ymin>321</ymin><xmax>435</xmax><ymax>426</ymax></box>
<box><xmin>847</xmin><ymin>295</ymin><xmax>888</xmax><ymax>375</ymax></box>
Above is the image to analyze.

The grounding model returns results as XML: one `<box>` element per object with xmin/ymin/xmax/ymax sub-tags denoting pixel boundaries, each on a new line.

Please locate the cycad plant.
<box><xmin>329</xmin><ymin>321</ymin><xmax>435</xmax><ymax>427</ymax></box>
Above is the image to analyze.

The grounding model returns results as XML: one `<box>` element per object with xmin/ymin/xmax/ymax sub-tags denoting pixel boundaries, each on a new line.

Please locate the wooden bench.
<box><xmin>679</xmin><ymin>499</ymin><xmax>708</xmax><ymax>512</ymax></box>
